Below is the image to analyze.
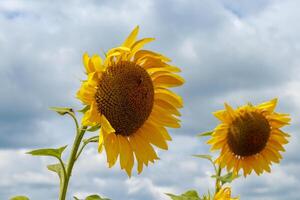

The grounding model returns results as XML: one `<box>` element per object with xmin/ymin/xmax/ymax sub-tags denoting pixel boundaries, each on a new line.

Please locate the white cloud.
<box><xmin>1</xmin><ymin>0</ymin><xmax>300</xmax><ymax>199</ymax></box>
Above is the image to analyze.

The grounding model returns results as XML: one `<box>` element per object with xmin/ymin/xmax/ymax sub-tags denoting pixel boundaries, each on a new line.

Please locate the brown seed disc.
<box><xmin>227</xmin><ymin>112</ymin><xmax>271</xmax><ymax>156</ymax></box>
<box><xmin>95</xmin><ymin>61</ymin><xmax>154</xmax><ymax>136</ymax></box>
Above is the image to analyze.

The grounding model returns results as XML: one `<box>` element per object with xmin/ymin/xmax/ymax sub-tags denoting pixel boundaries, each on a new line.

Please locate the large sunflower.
<box><xmin>214</xmin><ymin>187</ymin><xmax>238</xmax><ymax>200</ymax></box>
<box><xmin>208</xmin><ymin>99</ymin><xmax>290</xmax><ymax>176</ymax></box>
<box><xmin>77</xmin><ymin>26</ymin><xmax>184</xmax><ymax>176</ymax></box>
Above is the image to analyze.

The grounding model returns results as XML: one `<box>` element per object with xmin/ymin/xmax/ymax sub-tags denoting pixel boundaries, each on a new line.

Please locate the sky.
<box><xmin>0</xmin><ymin>0</ymin><xmax>300</xmax><ymax>199</ymax></box>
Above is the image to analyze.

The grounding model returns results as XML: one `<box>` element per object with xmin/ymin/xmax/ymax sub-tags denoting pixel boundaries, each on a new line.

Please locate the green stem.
<box><xmin>76</xmin><ymin>141</ymin><xmax>88</xmax><ymax>161</ymax></box>
<box><xmin>68</xmin><ymin>112</ymin><xmax>79</xmax><ymax>132</ymax></box>
<box><xmin>58</xmin><ymin>157</ymin><xmax>67</xmax><ymax>181</ymax></box>
<box><xmin>59</xmin><ymin>126</ymin><xmax>87</xmax><ymax>200</ymax></box>
<box><xmin>215</xmin><ymin>166</ymin><xmax>222</xmax><ymax>194</ymax></box>
<box><xmin>76</xmin><ymin>135</ymin><xmax>98</xmax><ymax>160</ymax></box>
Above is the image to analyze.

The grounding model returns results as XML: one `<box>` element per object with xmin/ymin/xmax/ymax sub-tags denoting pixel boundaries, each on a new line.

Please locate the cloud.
<box><xmin>0</xmin><ymin>0</ymin><xmax>300</xmax><ymax>199</ymax></box>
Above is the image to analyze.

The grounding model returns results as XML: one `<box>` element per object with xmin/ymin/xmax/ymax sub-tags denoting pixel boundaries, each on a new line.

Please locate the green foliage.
<box><xmin>47</xmin><ymin>163</ymin><xmax>65</xmax><ymax>183</ymax></box>
<box><xmin>83</xmin><ymin>136</ymin><xmax>99</xmax><ymax>144</ymax></box>
<box><xmin>197</xmin><ymin>131</ymin><xmax>213</xmax><ymax>137</ymax></box>
<box><xmin>50</xmin><ymin>107</ymin><xmax>74</xmax><ymax>115</ymax></box>
<box><xmin>87</xmin><ymin>124</ymin><xmax>101</xmax><ymax>132</ymax></box>
<box><xmin>78</xmin><ymin>105</ymin><xmax>90</xmax><ymax>113</ymax></box>
<box><xmin>166</xmin><ymin>190</ymin><xmax>200</xmax><ymax>200</ymax></box>
<box><xmin>193</xmin><ymin>154</ymin><xmax>213</xmax><ymax>161</ymax></box>
<box><xmin>85</xmin><ymin>194</ymin><xmax>111</xmax><ymax>200</ymax></box>
<box><xmin>212</xmin><ymin>172</ymin><xmax>240</xmax><ymax>185</ymax></box>
<box><xmin>26</xmin><ymin>145</ymin><xmax>67</xmax><ymax>159</ymax></box>
<box><xmin>10</xmin><ymin>196</ymin><xmax>30</xmax><ymax>200</ymax></box>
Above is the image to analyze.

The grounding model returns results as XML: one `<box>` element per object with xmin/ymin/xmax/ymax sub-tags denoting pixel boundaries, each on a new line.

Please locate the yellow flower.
<box><xmin>214</xmin><ymin>187</ymin><xmax>239</xmax><ymax>200</ymax></box>
<box><xmin>208</xmin><ymin>99</ymin><xmax>290</xmax><ymax>176</ymax></box>
<box><xmin>77</xmin><ymin>26</ymin><xmax>184</xmax><ymax>176</ymax></box>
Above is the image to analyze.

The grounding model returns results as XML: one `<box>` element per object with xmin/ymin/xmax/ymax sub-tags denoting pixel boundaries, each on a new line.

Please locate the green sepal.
<box><xmin>50</xmin><ymin>107</ymin><xmax>74</xmax><ymax>115</ymax></box>
<box><xmin>73</xmin><ymin>197</ymin><xmax>80</xmax><ymax>200</ymax></box>
<box><xmin>27</xmin><ymin>145</ymin><xmax>67</xmax><ymax>159</ymax></box>
<box><xmin>166</xmin><ymin>190</ymin><xmax>200</xmax><ymax>200</ymax></box>
<box><xmin>87</xmin><ymin>124</ymin><xmax>101</xmax><ymax>132</ymax></box>
<box><xmin>193</xmin><ymin>154</ymin><xmax>213</xmax><ymax>162</ymax></box>
<box><xmin>10</xmin><ymin>196</ymin><xmax>30</xmax><ymax>200</ymax></box>
<box><xmin>78</xmin><ymin>105</ymin><xmax>90</xmax><ymax>114</ymax></box>
<box><xmin>85</xmin><ymin>194</ymin><xmax>111</xmax><ymax>200</ymax></box>
<box><xmin>47</xmin><ymin>163</ymin><xmax>66</xmax><ymax>183</ymax></box>
<box><xmin>197</xmin><ymin>131</ymin><xmax>213</xmax><ymax>137</ymax></box>
<box><xmin>211</xmin><ymin>172</ymin><xmax>240</xmax><ymax>185</ymax></box>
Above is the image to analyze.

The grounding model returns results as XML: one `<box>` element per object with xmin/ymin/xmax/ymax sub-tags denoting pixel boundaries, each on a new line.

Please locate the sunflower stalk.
<box><xmin>59</xmin><ymin>113</ymin><xmax>87</xmax><ymax>200</ymax></box>
<box><xmin>76</xmin><ymin>135</ymin><xmax>99</xmax><ymax>160</ymax></box>
<box><xmin>214</xmin><ymin>166</ymin><xmax>222</xmax><ymax>194</ymax></box>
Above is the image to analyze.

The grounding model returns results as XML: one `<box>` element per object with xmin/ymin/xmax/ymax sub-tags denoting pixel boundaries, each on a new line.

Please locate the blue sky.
<box><xmin>0</xmin><ymin>0</ymin><xmax>300</xmax><ymax>199</ymax></box>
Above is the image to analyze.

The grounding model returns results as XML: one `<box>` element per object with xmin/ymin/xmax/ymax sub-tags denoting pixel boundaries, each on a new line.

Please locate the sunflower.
<box><xmin>77</xmin><ymin>26</ymin><xmax>184</xmax><ymax>176</ymax></box>
<box><xmin>214</xmin><ymin>187</ymin><xmax>239</xmax><ymax>200</ymax></box>
<box><xmin>208</xmin><ymin>98</ymin><xmax>290</xmax><ymax>176</ymax></box>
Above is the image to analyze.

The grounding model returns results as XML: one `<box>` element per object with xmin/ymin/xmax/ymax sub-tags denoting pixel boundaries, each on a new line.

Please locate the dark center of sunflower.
<box><xmin>227</xmin><ymin>112</ymin><xmax>271</xmax><ymax>156</ymax></box>
<box><xmin>95</xmin><ymin>61</ymin><xmax>154</xmax><ymax>136</ymax></box>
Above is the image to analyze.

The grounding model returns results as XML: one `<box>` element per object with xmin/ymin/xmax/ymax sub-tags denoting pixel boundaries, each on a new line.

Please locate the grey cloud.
<box><xmin>0</xmin><ymin>0</ymin><xmax>300</xmax><ymax>200</ymax></box>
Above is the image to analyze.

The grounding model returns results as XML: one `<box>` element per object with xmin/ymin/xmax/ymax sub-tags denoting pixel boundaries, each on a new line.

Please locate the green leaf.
<box><xmin>211</xmin><ymin>172</ymin><xmax>240</xmax><ymax>185</ymax></box>
<box><xmin>10</xmin><ymin>196</ymin><xmax>30</xmax><ymax>200</ymax></box>
<box><xmin>50</xmin><ymin>107</ymin><xmax>74</xmax><ymax>115</ymax></box>
<box><xmin>83</xmin><ymin>136</ymin><xmax>99</xmax><ymax>144</ymax></box>
<box><xmin>85</xmin><ymin>194</ymin><xmax>111</xmax><ymax>200</ymax></box>
<box><xmin>27</xmin><ymin>145</ymin><xmax>67</xmax><ymax>159</ymax></box>
<box><xmin>78</xmin><ymin>105</ymin><xmax>90</xmax><ymax>113</ymax></box>
<box><xmin>47</xmin><ymin>163</ymin><xmax>65</xmax><ymax>183</ymax></box>
<box><xmin>87</xmin><ymin>124</ymin><xmax>101</xmax><ymax>132</ymax></box>
<box><xmin>166</xmin><ymin>190</ymin><xmax>200</xmax><ymax>200</ymax></box>
<box><xmin>197</xmin><ymin>131</ymin><xmax>213</xmax><ymax>137</ymax></box>
<box><xmin>193</xmin><ymin>154</ymin><xmax>213</xmax><ymax>161</ymax></box>
<box><xmin>73</xmin><ymin>197</ymin><xmax>80</xmax><ymax>200</ymax></box>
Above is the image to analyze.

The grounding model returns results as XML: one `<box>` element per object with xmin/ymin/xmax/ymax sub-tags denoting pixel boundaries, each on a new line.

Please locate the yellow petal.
<box><xmin>104</xmin><ymin>133</ymin><xmax>119</xmax><ymax>167</ymax></box>
<box><xmin>129</xmin><ymin>134</ymin><xmax>148</xmax><ymax>164</ymax></box>
<box><xmin>149</xmin><ymin>108</ymin><xmax>181</xmax><ymax>128</ymax></box>
<box><xmin>104</xmin><ymin>51</ymin><xmax>121</xmax><ymax>66</ymax></box>
<box><xmin>99</xmin><ymin>114</ymin><xmax>115</xmax><ymax>133</ymax></box>
<box><xmin>139</xmin><ymin>56</ymin><xmax>169</xmax><ymax>69</ymax></box>
<box><xmin>136</xmin><ymin>157</ymin><xmax>144</xmax><ymax>174</ymax></box>
<box><xmin>122</xmin><ymin>26</ymin><xmax>139</xmax><ymax>48</ymax></box>
<box><xmin>118</xmin><ymin>135</ymin><xmax>131</xmax><ymax>170</ymax></box>
<box><xmin>262</xmin><ymin>148</ymin><xmax>280</xmax><ymax>163</ymax></box>
<box><xmin>138</xmin><ymin>122</ymin><xmax>168</xmax><ymax>150</ymax></box>
<box><xmin>257</xmin><ymin>98</ymin><xmax>277</xmax><ymax>113</ymax></box>
<box><xmin>82</xmin><ymin>52</ymin><xmax>103</xmax><ymax>74</ymax></box>
<box><xmin>257</xmin><ymin>154</ymin><xmax>271</xmax><ymax>173</ymax></box>
<box><xmin>98</xmin><ymin>130</ymin><xmax>104</xmax><ymax>153</ymax></box>
<box><xmin>107</xmin><ymin>46</ymin><xmax>131</xmax><ymax>57</ymax></box>
<box><xmin>152</xmin><ymin>73</ymin><xmax>184</xmax><ymax>88</ymax></box>
<box><xmin>154</xmin><ymin>99</ymin><xmax>181</xmax><ymax>116</ymax></box>
<box><xmin>77</xmin><ymin>86</ymin><xmax>96</xmax><ymax>105</ymax></box>
<box><xmin>155</xmin><ymin>88</ymin><xmax>183</xmax><ymax>108</ymax></box>
<box><xmin>130</xmin><ymin>38</ymin><xmax>155</xmax><ymax>55</ymax></box>
<box><xmin>267</xmin><ymin>140</ymin><xmax>285</xmax><ymax>151</ymax></box>
<box><xmin>147</xmin><ymin>66</ymin><xmax>181</xmax><ymax>74</ymax></box>
<box><xmin>83</xmin><ymin>52</ymin><xmax>90</xmax><ymax>73</ymax></box>
<box><xmin>91</xmin><ymin>54</ymin><xmax>105</xmax><ymax>72</ymax></box>
<box><xmin>224</xmin><ymin>103</ymin><xmax>235</xmax><ymax>121</ymax></box>
<box><xmin>136</xmin><ymin>133</ymin><xmax>159</xmax><ymax>162</ymax></box>
<box><xmin>134</xmin><ymin>50</ymin><xmax>171</xmax><ymax>63</ymax></box>
<box><xmin>159</xmin><ymin>126</ymin><xmax>172</xmax><ymax>141</ymax></box>
<box><xmin>213</xmin><ymin>110</ymin><xmax>228</xmax><ymax>122</ymax></box>
<box><xmin>82</xmin><ymin>102</ymin><xmax>101</xmax><ymax>126</ymax></box>
<box><xmin>125</xmin><ymin>146</ymin><xmax>134</xmax><ymax>177</ymax></box>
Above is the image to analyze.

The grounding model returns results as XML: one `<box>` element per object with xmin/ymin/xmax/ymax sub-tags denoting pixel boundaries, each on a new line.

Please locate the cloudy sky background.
<box><xmin>0</xmin><ymin>0</ymin><xmax>300</xmax><ymax>199</ymax></box>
